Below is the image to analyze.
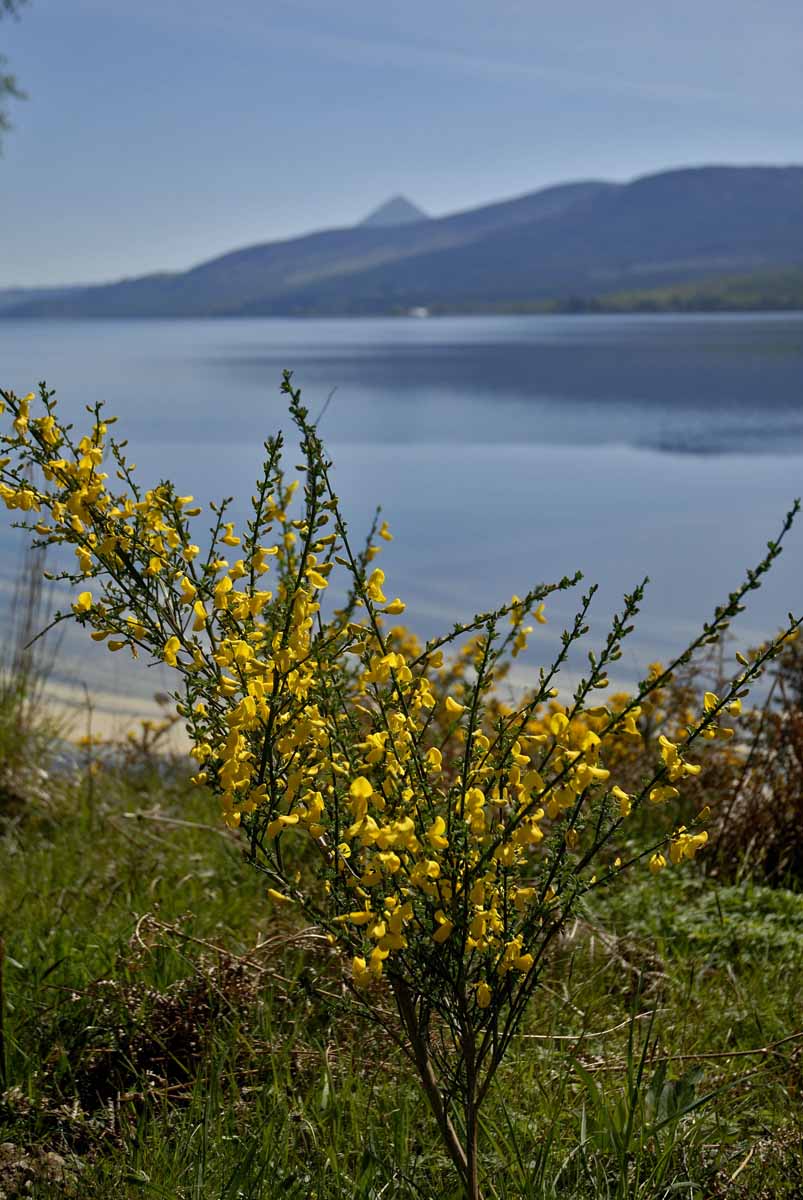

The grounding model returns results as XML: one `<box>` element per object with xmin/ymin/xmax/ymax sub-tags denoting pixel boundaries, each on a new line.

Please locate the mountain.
<box><xmin>4</xmin><ymin>167</ymin><xmax>803</xmax><ymax>318</ymax></box>
<box><xmin>550</xmin><ymin>266</ymin><xmax>803</xmax><ymax>314</ymax></box>
<box><xmin>4</xmin><ymin>180</ymin><xmax>606</xmax><ymax>317</ymax></box>
<box><xmin>360</xmin><ymin>195</ymin><xmax>428</xmax><ymax>227</ymax></box>
<box><xmin>0</xmin><ymin>285</ymin><xmax>89</xmax><ymax>314</ymax></box>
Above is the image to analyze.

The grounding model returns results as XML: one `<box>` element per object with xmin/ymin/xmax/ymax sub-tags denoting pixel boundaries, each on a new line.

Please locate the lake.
<box><xmin>1</xmin><ymin>313</ymin><xmax>802</xmax><ymax>721</ymax></box>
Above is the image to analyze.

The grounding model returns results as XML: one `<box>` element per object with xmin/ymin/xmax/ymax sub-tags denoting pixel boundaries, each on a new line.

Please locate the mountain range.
<box><xmin>3</xmin><ymin>165</ymin><xmax>803</xmax><ymax>317</ymax></box>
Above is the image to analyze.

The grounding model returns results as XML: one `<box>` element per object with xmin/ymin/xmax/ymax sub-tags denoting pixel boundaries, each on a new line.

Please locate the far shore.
<box><xmin>42</xmin><ymin>679</ymin><xmax>189</xmax><ymax>749</ymax></box>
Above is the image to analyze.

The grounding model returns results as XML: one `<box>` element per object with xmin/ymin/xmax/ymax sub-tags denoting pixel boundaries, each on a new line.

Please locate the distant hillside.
<box><xmin>435</xmin><ymin>266</ymin><xmax>803</xmax><ymax>315</ymax></box>
<box><xmin>5</xmin><ymin>181</ymin><xmax>605</xmax><ymax>318</ymax></box>
<box><xmin>4</xmin><ymin>167</ymin><xmax>803</xmax><ymax>317</ymax></box>
<box><xmin>565</xmin><ymin>266</ymin><xmax>803</xmax><ymax>314</ymax></box>
<box><xmin>0</xmin><ymin>285</ymin><xmax>89</xmax><ymax>314</ymax></box>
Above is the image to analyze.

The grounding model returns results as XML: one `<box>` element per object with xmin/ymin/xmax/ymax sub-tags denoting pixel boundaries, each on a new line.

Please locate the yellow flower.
<box><xmin>123</xmin><ymin>615</ymin><xmax>145</xmax><ymax>640</ymax></box>
<box><xmin>476</xmin><ymin>981</ymin><xmax>492</xmax><ymax>1009</ymax></box>
<box><xmin>163</xmin><ymin>636</ymin><xmax>182</xmax><ymax>667</ymax></box>
<box><xmin>549</xmin><ymin>711</ymin><xmax>569</xmax><ymax>737</ymax></box>
<box><xmin>72</xmin><ymin>591</ymin><xmax>93</xmax><ymax>614</ymax></box>
<box><xmin>266</xmin><ymin>813</ymin><xmax>300</xmax><ymax>839</ymax></box>
<box><xmin>383</xmin><ymin>598</ymin><xmax>406</xmax><ymax>615</ymax></box>
<box><xmin>445</xmin><ymin>696</ymin><xmax>465</xmax><ymax>715</ymax></box>
<box><xmin>33</xmin><ymin>414</ymin><xmax>60</xmax><ymax>447</ymax></box>
<box><xmin>649</xmin><ymin>852</ymin><xmax>667</xmax><ymax>874</ymax></box>
<box><xmin>433</xmin><ymin>912</ymin><xmax>454</xmax><ymax>943</ymax></box>
<box><xmin>649</xmin><ymin>785</ymin><xmax>679</xmax><ymax>805</ymax></box>
<box><xmin>214</xmin><ymin>575</ymin><xmax>233</xmax><ymax>608</ymax></box>
<box><xmin>420</xmin><ymin>749</ymin><xmax>440</xmax><ymax>778</ymax></box>
<box><xmin>611</xmin><ymin>785</ymin><xmax>632</xmax><ymax>818</ymax></box>
<box><xmin>221</xmin><ymin>522</ymin><xmax>241</xmax><ymax>547</ymax></box>
<box><xmin>334</xmin><ymin>909</ymin><xmax>373</xmax><ymax>926</ymax></box>
<box><xmin>669</xmin><ymin>829</ymin><xmax>708</xmax><ymax>865</ymax></box>
<box><xmin>352</xmin><ymin>956</ymin><xmax>371</xmax><ymax>988</ymax></box>
<box><xmin>379</xmin><ymin>521</ymin><xmax>393</xmax><ymax>541</ymax></box>
<box><xmin>179</xmin><ymin>576</ymin><xmax>197</xmax><ymax>605</ymax></box>
<box><xmin>369</xmin><ymin>946</ymin><xmax>389</xmax><ymax>978</ymax></box>
<box><xmin>251</xmin><ymin>545</ymin><xmax>276</xmax><ymax>574</ymax></box>
<box><xmin>306</xmin><ymin>568</ymin><xmax>329</xmax><ymax>590</ymax></box>
<box><xmin>365</xmin><ymin>569</ymin><xmax>387</xmax><ymax>604</ymax></box>
<box><xmin>426</xmin><ymin>815</ymin><xmax>449</xmax><ymax>850</ymax></box>
<box><xmin>349</xmin><ymin>776</ymin><xmax>373</xmax><ymax>801</ymax></box>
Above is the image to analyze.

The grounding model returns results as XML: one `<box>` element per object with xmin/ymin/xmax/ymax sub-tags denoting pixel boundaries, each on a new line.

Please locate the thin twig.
<box><xmin>576</xmin><ymin>1029</ymin><xmax>803</xmax><ymax>1072</ymax></box>
<box><xmin>513</xmin><ymin>1009</ymin><xmax>666</xmax><ymax>1041</ymax></box>
<box><xmin>121</xmin><ymin>809</ymin><xmax>240</xmax><ymax>841</ymax></box>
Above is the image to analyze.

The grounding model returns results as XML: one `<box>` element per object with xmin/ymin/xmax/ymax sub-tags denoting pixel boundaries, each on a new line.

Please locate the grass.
<box><xmin>0</xmin><ymin>726</ymin><xmax>801</xmax><ymax>1200</ymax></box>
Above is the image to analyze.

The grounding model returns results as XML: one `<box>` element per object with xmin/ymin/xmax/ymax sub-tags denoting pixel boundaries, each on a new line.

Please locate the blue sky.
<box><xmin>2</xmin><ymin>0</ymin><xmax>803</xmax><ymax>286</ymax></box>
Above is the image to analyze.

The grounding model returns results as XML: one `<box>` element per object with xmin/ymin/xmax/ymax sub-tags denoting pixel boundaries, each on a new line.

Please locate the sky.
<box><xmin>2</xmin><ymin>0</ymin><xmax>803</xmax><ymax>287</ymax></box>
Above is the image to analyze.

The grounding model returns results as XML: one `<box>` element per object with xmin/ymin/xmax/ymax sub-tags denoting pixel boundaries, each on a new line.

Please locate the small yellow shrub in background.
<box><xmin>1</xmin><ymin>372</ymin><xmax>799</xmax><ymax>1198</ymax></box>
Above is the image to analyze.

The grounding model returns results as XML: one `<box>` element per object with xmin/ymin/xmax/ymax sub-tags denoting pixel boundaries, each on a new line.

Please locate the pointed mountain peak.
<box><xmin>359</xmin><ymin>195</ymin><xmax>429</xmax><ymax>228</ymax></box>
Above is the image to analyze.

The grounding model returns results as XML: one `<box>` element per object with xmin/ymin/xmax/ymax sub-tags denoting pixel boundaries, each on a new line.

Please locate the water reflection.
<box><xmin>0</xmin><ymin>313</ymin><xmax>801</xmax><ymax>708</ymax></box>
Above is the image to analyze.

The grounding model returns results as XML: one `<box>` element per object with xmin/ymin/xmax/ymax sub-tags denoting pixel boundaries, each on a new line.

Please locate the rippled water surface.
<box><xmin>1</xmin><ymin>313</ymin><xmax>801</xmax><ymax>708</ymax></box>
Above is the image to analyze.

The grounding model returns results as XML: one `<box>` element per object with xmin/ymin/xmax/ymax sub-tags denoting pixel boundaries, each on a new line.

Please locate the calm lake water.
<box><xmin>1</xmin><ymin>313</ymin><xmax>802</xmax><ymax>713</ymax></box>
